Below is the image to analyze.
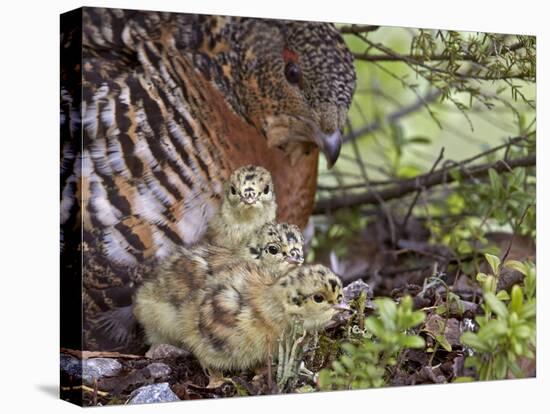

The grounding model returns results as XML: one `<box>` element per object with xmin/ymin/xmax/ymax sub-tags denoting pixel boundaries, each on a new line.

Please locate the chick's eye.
<box><xmin>230</xmin><ymin>186</ymin><xmax>237</xmax><ymax>195</ymax></box>
<box><xmin>263</xmin><ymin>185</ymin><xmax>270</xmax><ymax>194</ymax></box>
<box><xmin>267</xmin><ymin>245</ymin><xmax>279</xmax><ymax>255</ymax></box>
<box><xmin>284</xmin><ymin>62</ymin><xmax>301</xmax><ymax>85</ymax></box>
<box><xmin>313</xmin><ymin>294</ymin><xmax>325</xmax><ymax>303</ymax></box>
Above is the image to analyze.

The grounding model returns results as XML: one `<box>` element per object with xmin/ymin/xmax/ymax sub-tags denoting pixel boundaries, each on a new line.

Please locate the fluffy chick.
<box><xmin>134</xmin><ymin>263</ymin><xmax>343</xmax><ymax>372</ymax></box>
<box><xmin>206</xmin><ymin>165</ymin><xmax>276</xmax><ymax>248</ymax></box>
<box><xmin>246</xmin><ymin>222</ymin><xmax>305</xmax><ymax>278</ymax></box>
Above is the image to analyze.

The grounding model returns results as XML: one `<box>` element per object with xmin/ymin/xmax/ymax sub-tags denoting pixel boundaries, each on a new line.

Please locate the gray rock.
<box><xmin>343</xmin><ymin>279</ymin><xmax>373</xmax><ymax>302</ymax></box>
<box><xmin>145</xmin><ymin>362</ymin><xmax>172</xmax><ymax>379</ymax></box>
<box><xmin>60</xmin><ymin>354</ymin><xmax>82</xmax><ymax>378</ymax></box>
<box><xmin>145</xmin><ymin>343</ymin><xmax>190</xmax><ymax>359</ymax></box>
<box><xmin>82</xmin><ymin>358</ymin><xmax>122</xmax><ymax>384</ymax></box>
<box><xmin>128</xmin><ymin>383</ymin><xmax>180</xmax><ymax>405</ymax></box>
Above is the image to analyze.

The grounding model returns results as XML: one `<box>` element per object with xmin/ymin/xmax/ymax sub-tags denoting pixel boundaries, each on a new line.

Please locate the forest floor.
<box><xmin>60</xmin><ymin>216</ymin><xmax>536</xmax><ymax>406</ymax></box>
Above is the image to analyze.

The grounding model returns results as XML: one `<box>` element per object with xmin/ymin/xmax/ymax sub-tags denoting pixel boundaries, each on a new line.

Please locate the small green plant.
<box><xmin>460</xmin><ymin>255</ymin><xmax>536</xmax><ymax>380</ymax></box>
<box><xmin>318</xmin><ymin>296</ymin><xmax>426</xmax><ymax>390</ymax></box>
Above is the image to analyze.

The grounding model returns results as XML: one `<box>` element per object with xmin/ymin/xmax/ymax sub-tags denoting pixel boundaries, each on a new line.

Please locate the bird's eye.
<box><xmin>230</xmin><ymin>185</ymin><xmax>237</xmax><ymax>195</ymax></box>
<box><xmin>313</xmin><ymin>294</ymin><xmax>325</xmax><ymax>303</ymax></box>
<box><xmin>284</xmin><ymin>62</ymin><xmax>301</xmax><ymax>85</ymax></box>
<box><xmin>267</xmin><ymin>245</ymin><xmax>279</xmax><ymax>255</ymax></box>
<box><xmin>263</xmin><ymin>185</ymin><xmax>270</xmax><ymax>194</ymax></box>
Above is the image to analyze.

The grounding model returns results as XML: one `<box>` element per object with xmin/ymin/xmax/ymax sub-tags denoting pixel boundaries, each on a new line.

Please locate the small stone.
<box><xmin>343</xmin><ymin>279</ymin><xmax>373</xmax><ymax>302</ymax></box>
<box><xmin>60</xmin><ymin>354</ymin><xmax>82</xmax><ymax>378</ymax></box>
<box><xmin>145</xmin><ymin>343</ymin><xmax>190</xmax><ymax>359</ymax></box>
<box><xmin>144</xmin><ymin>362</ymin><xmax>172</xmax><ymax>379</ymax></box>
<box><xmin>424</xmin><ymin>314</ymin><xmax>462</xmax><ymax>348</ymax></box>
<box><xmin>82</xmin><ymin>358</ymin><xmax>122</xmax><ymax>384</ymax></box>
<box><xmin>128</xmin><ymin>383</ymin><xmax>180</xmax><ymax>405</ymax></box>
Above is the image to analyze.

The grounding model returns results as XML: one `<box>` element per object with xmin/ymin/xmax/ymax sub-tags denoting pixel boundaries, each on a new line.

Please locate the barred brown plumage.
<box><xmin>60</xmin><ymin>7</ymin><xmax>356</xmax><ymax>351</ymax></box>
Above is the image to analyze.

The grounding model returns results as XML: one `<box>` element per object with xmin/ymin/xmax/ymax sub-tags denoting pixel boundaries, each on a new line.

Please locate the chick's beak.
<box><xmin>240</xmin><ymin>195</ymin><xmax>257</xmax><ymax>205</ymax></box>
<box><xmin>314</xmin><ymin>129</ymin><xmax>342</xmax><ymax>169</ymax></box>
<box><xmin>285</xmin><ymin>256</ymin><xmax>304</xmax><ymax>265</ymax></box>
<box><xmin>332</xmin><ymin>302</ymin><xmax>352</xmax><ymax>312</ymax></box>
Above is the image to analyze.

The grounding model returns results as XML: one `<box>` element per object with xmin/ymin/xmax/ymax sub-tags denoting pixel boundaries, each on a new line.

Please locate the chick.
<box><xmin>244</xmin><ymin>221</ymin><xmax>305</xmax><ymax>278</ymax></box>
<box><xmin>134</xmin><ymin>263</ymin><xmax>344</xmax><ymax>372</ymax></box>
<box><xmin>171</xmin><ymin>220</ymin><xmax>305</xmax><ymax>284</ymax></box>
<box><xmin>206</xmin><ymin>165</ymin><xmax>276</xmax><ymax>248</ymax></box>
<box><xmin>133</xmin><ymin>221</ymin><xmax>304</xmax><ymax>348</ymax></box>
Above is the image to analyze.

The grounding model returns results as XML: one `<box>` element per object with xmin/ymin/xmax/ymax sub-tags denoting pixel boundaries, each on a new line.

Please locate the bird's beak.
<box><xmin>314</xmin><ymin>129</ymin><xmax>342</xmax><ymax>169</ymax></box>
<box><xmin>285</xmin><ymin>256</ymin><xmax>304</xmax><ymax>265</ymax></box>
<box><xmin>240</xmin><ymin>196</ymin><xmax>257</xmax><ymax>205</ymax></box>
<box><xmin>332</xmin><ymin>302</ymin><xmax>352</xmax><ymax>312</ymax></box>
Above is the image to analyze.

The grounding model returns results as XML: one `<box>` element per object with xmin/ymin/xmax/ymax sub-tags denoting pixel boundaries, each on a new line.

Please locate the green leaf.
<box><xmin>507</xmin><ymin>360</ymin><xmax>525</xmax><ymax>379</ymax></box>
<box><xmin>482</xmin><ymin>275</ymin><xmax>497</xmax><ymax>294</ymax></box>
<box><xmin>408</xmin><ymin>136</ymin><xmax>432</xmax><ymax>145</ymax></box>
<box><xmin>375</xmin><ymin>298</ymin><xmax>397</xmax><ymax>331</ymax></box>
<box><xmin>317</xmin><ymin>370</ymin><xmax>333</xmax><ymax>390</ymax></box>
<box><xmin>504</xmin><ymin>260</ymin><xmax>528</xmax><ymax>275</ymax></box>
<box><xmin>461</xmin><ymin>332</ymin><xmax>490</xmax><ymax>352</ymax></box>
<box><xmin>494</xmin><ymin>354</ymin><xmax>508</xmax><ymax>379</ymax></box>
<box><xmin>407</xmin><ymin>311</ymin><xmax>426</xmax><ymax>328</ymax></box>
<box><xmin>509</xmin><ymin>168</ymin><xmax>526</xmax><ymax>190</ymax></box>
<box><xmin>484</xmin><ymin>293</ymin><xmax>509</xmax><ymax>319</ymax></box>
<box><xmin>295</xmin><ymin>385</ymin><xmax>315</xmax><ymax>393</ymax></box>
<box><xmin>485</xmin><ymin>253</ymin><xmax>501</xmax><ymax>275</ymax></box>
<box><xmin>454</xmin><ymin>376</ymin><xmax>475</xmax><ymax>383</ymax></box>
<box><xmin>514</xmin><ymin>325</ymin><xmax>531</xmax><ymax>339</ymax></box>
<box><xmin>510</xmin><ymin>285</ymin><xmax>524</xmax><ymax>313</ymax></box>
<box><xmin>435</xmin><ymin>334</ymin><xmax>453</xmax><ymax>352</ymax></box>
<box><xmin>364</xmin><ymin>317</ymin><xmax>385</xmax><ymax>338</ymax></box>
<box><xmin>479</xmin><ymin>319</ymin><xmax>508</xmax><ymax>340</ymax></box>
<box><xmin>520</xmin><ymin>302</ymin><xmax>536</xmax><ymax>319</ymax></box>
<box><xmin>341</xmin><ymin>355</ymin><xmax>354</xmax><ymax>370</ymax></box>
<box><xmin>488</xmin><ymin>168</ymin><xmax>502</xmax><ymax>197</ymax></box>
<box><xmin>399</xmin><ymin>335</ymin><xmax>425</xmax><ymax>349</ymax></box>
<box><xmin>332</xmin><ymin>361</ymin><xmax>346</xmax><ymax>375</ymax></box>
<box><xmin>496</xmin><ymin>290</ymin><xmax>510</xmax><ymax>301</ymax></box>
<box><xmin>476</xmin><ymin>272</ymin><xmax>488</xmax><ymax>283</ymax></box>
<box><xmin>436</xmin><ymin>305</ymin><xmax>447</xmax><ymax>315</ymax></box>
<box><xmin>341</xmin><ymin>343</ymin><xmax>357</xmax><ymax>355</ymax></box>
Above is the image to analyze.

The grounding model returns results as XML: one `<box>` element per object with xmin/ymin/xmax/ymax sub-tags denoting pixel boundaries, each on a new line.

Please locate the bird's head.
<box><xmin>248</xmin><ymin>222</ymin><xmax>305</xmax><ymax>276</ymax></box>
<box><xmin>232</xmin><ymin>19</ymin><xmax>356</xmax><ymax>167</ymax></box>
<box><xmin>225</xmin><ymin>165</ymin><xmax>275</xmax><ymax>209</ymax></box>
<box><xmin>275</xmin><ymin>264</ymin><xmax>345</xmax><ymax>332</ymax></box>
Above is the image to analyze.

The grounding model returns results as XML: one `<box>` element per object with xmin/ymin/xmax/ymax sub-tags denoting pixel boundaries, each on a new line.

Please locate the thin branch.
<box><xmin>314</xmin><ymin>153</ymin><xmax>535</xmax><ymax>213</ymax></box>
<box><xmin>339</xmin><ymin>24</ymin><xmax>380</xmax><ymax>34</ymax></box>
<box><xmin>343</xmin><ymin>89</ymin><xmax>442</xmax><ymax>143</ymax></box>
<box><xmin>401</xmin><ymin>147</ymin><xmax>445</xmax><ymax>228</ymax></box>
<box><xmin>357</xmin><ymin>37</ymin><xmax>534</xmax><ymax>81</ymax></box>
<box><xmin>500</xmin><ymin>203</ymin><xmax>533</xmax><ymax>265</ymax></box>
<box><xmin>349</xmin><ymin>120</ymin><xmax>397</xmax><ymax>246</ymax></box>
<box><xmin>320</xmin><ymin>134</ymin><xmax>533</xmax><ymax>193</ymax></box>
<box><xmin>353</xmin><ymin>42</ymin><xmax>526</xmax><ymax>63</ymax></box>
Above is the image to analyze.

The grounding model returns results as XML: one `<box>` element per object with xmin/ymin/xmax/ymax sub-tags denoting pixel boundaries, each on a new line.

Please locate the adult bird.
<box><xmin>60</xmin><ymin>7</ymin><xmax>356</xmax><ymax>351</ymax></box>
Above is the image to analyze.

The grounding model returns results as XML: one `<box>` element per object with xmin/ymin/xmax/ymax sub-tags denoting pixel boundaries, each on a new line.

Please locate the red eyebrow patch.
<box><xmin>283</xmin><ymin>47</ymin><xmax>299</xmax><ymax>63</ymax></box>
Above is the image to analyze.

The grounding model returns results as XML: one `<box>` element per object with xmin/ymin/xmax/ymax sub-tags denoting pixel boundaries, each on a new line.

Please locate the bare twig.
<box><xmin>339</xmin><ymin>24</ymin><xmax>380</xmax><ymax>34</ymax></box>
<box><xmin>500</xmin><ymin>203</ymin><xmax>533</xmax><ymax>265</ymax></box>
<box><xmin>314</xmin><ymin>153</ymin><xmax>535</xmax><ymax>213</ymax></box>
<box><xmin>320</xmin><ymin>134</ymin><xmax>533</xmax><ymax>193</ymax></box>
<box><xmin>343</xmin><ymin>89</ymin><xmax>442</xmax><ymax>143</ymax></box>
<box><xmin>60</xmin><ymin>348</ymin><xmax>142</xmax><ymax>360</ymax></box>
<box><xmin>349</xmin><ymin>121</ymin><xmax>397</xmax><ymax>246</ymax></box>
<box><xmin>318</xmin><ymin>136</ymin><xmax>536</xmax><ymax>191</ymax></box>
<box><xmin>353</xmin><ymin>42</ymin><xmax>526</xmax><ymax>63</ymax></box>
<box><xmin>357</xmin><ymin>37</ymin><xmax>534</xmax><ymax>81</ymax></box>
<box><xmin>401</xmin><ymin>147</ymin><xmax>445</xmax><ymax>228</ymax></box>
